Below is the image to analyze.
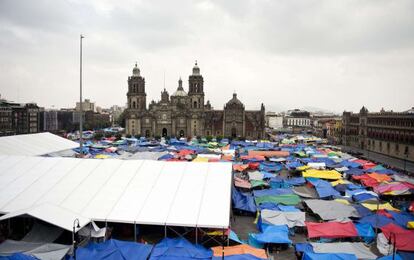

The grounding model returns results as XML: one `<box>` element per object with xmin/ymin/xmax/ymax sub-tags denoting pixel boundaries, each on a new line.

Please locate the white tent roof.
<box><xmin>0</xmin><ymin>132</ymin><xmax>78</xmax><ymax>156</ymax></box>
<box><xmin>0</xmin><ymin>155</ymin><xmax>232</xmax><ymax>229</ymax></box>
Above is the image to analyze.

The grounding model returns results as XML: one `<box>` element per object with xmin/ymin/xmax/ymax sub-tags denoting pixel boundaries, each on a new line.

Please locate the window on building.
<box><xmin>387</xmin><ymin>142</ymin><xmax>390</xmax><ymax>152</ymax></box>
<box><xmin>405</xmin><ymin>146</ymin><xmax>409</xmax><ymax>155</ymax></box>
<box><xmin>193</xmin><ymin>101</ymin><xmax>197</xmax><ymax>108</ymax></box>
<box><xmin>132</xmin><ymin>101</ymin><xmax>136</xmax><ymax>109</ymax></box>
<box><xmin>395</xmin><ymin>144</ymin><xmax>399</xmax><ymax>152</ymax></box>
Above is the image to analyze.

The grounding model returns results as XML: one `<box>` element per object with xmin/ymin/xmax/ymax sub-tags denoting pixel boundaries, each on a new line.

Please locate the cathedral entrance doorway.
<box><xmin>179</xmin><ymin>130</ymin><xmax>185</xmax><ymax>137</ymax></box>
<box><xmin>162</xmin><ymin>128</ymin><xmax>168</xmax><ymax>137</ymax></box>
<box><xmin>231</xmin><ymin>128</ymin><xmax>237</xmax><ymax>138</ymax></box>
<box><xmin>145</xmin><ymin>130</ymin><xmax>150</xmax><ymax>138</ymax></box>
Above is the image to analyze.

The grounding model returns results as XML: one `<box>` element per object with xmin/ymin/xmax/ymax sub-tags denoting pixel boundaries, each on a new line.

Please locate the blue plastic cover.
<box><xmin>250</xmin><ymin>225</ymin><xmax>291</xmax><ymax>244</ymax></box>
<box><xmin>353</xmin><ymin>204</ymin><xmax>372</xmax><ymax>218</ymax></box>
<box><xmin>307</xmin><ymin>178</ymin><xmax>340</xmax><ymax>198</ymax></box>
<box><xmin>150</xmin><ymin>238</ymin><xmax>212</xmax><ymax>260</ymax></box>
<box><xmin>284</xmin><ymin>177</ymin><xmax>305</xmax><ymax>186</ymax></box>
<box><xmin>302</xmin><ymin>252</ymin><xmax>357</xmax><ymax>260</ymax></box>
<box><xmin>355</xmin><ymin>223</ymin><xmax>375</xmax><ymax>243</ymax></box>
<box><xmin>69</xmin><ymin>239</ymin><xmax>153</xmax><ymax>260</ymax></box>
<box><xmin>295</xmin><ymin>243</ymin><xmax>313</xmax><ymax>253</ymax></box>
<box><xmin>341</xmin><ymin>161</ymin><xmax>362</xmax><ymax>169</ymax></box>
<box><xmin>232</xmin><ymin>188</ymin><xmax>257</xmax><ymax>213</ymax></box>
<box><xmin>0</xmin><ymin>254</ymin><xmax>37</xmax><ymax>260</ymax></box>
<box><xmin>387</xmin><ymin>210</ymin><xmax>414</xmax><ymax>228</ymax></box>
<box><xmin>357</xmin><ymin>214</ymin><xmax>394</xmax><ymax>228</ymax></box>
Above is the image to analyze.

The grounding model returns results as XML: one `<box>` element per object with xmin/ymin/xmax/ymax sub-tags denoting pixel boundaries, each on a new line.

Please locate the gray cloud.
<box><xmin>0</xmin><ymin>0</ymin><xmax>413</xmax><ymax>113</ymax></box>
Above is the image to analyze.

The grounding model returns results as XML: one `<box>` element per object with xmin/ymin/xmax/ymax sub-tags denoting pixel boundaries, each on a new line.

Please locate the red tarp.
<box><xmin>381</xmin><ymin>223</ymin><xmax>414</xmax><ymax>251</ymax></box>
<box><xmin>248</xmin><ymin>162</ymin><xmax>260</xmax><ymax>170</ymax></box>
<box><xmin>352</xmin><ymin>174</ymin><xmax>379</xmax><ymax>188</ymax></box>
<box><xmin>306</xmin><ymin>221</ymin><xmax>358</xmax><ymax>239</ymax></box>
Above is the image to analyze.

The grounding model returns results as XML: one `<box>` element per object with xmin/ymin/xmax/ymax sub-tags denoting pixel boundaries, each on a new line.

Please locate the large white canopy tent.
<box><xmin>0</xmin><ymin>155</ymin><xmax>232</xmax><ymax>231</ymax></box>
<box><xmin>0</xmin><ymin>132</ymin><xmax>78</xmax><ymax>156</ymax></box>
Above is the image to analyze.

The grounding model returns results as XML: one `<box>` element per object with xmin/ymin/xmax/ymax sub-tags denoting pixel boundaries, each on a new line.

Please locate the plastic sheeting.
<box><xmin>261</xmin><ymin>209</ymin><xmax>305</xmax><ymax>228</ymax></box>
<box><xmin>302</xmin><ymin>252</ymin><xmax>357</xmax><ymax>260</ymax></box>
<box><xmin>302</xmin><ymin>169</ymin><xmax>342</xmax><ymax>180</ymax></box>
<box><xmin>250</xmin><ymin>225</ymin><xmax>291</xmax><ymax>244</ymax></box>
<box><xmin>211</xmin><ymin>244</ymin><xmax>267</xmax><ymax>259</ymax></box>
<box><xmin>380</xmin><ymin>223</ymin><xmax>414</xmax><ymax>252</ymax></box>
<box><xmin>232</xmin><ymin>188</ymin><xmax>257</xmax><ymax>213</ymax></box>
<box><xmin>149</xmin><ymin>238</ymin><xmax>212</xmax><ymax>260</ymax></box>
<box><xmin>304</xmin><ymin>200</ymin><xmax>360</xmax><ymax>220</ymax></box>
<box><xmin>310</xmin><ymin>242</ymin><xmax>377</xmax><ymax>259</ymax></box>
<box><xmin>0</xmin><ymin>240</ymin><xmax>70</xmax><ymax>259</ymax></box>
<box><xmin>307</xmin><ymin>178</ymin><xmax>340</xmax><ymax>198</ymax></box>
<box><xmin>69</xmin><ymin>239</ymin><xmax>153</xmax><ymax>260</ymax></box>
<box><xmin>254</xmin><ymin>194</ymin><xmax>300</xmax><ymax>206</ymax></box>
<box><xmin>306</xmin><ymin>221</ymin><xmax>358</xmax><ymax>238</ymax></box>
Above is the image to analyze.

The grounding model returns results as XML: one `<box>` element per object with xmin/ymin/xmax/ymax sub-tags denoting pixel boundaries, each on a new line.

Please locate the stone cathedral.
<box><xmin>125</xmin><ymin>62</ymin><xmax>266</xmax><ymax>139</ymax></box>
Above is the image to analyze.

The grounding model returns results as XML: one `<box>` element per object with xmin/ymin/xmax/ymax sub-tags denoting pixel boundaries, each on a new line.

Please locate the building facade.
<box><xmin>343</xmin><ymin>107</ymin><xmax>414</xmax><ymax>162</ymax></box>
<box><xmin>266</xmin><ymin>112</ymin><xmax>284</xmax><ymax>129</ymax></box>
<box><xmin>125</xmin><ymin>62</ymin><xmax>266</xmax><ymax>139</ymax></box>
<box><xmin>75</xmin><ymin>99</ymin><xmax>95</xmax><ymax>112</ymax></box>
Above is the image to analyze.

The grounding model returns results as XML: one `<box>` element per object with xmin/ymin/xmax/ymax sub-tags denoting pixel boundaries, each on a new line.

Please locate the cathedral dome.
<box><xmin>172</xmin><ymin>77</ymin><xmax>188</xmax><ymax>97</ymax></box>
<box><xmin>192</xmin><ymin>61</ymin><xmax>200</xmax><ymax>75</ymax></box>
<box><xmin>226</xmin><ymin>93</ymin><xmax>244</xmax><ymax>106</ymax></box>
<box><xmin>132</xmin><ymin>62</ymin><xmax>140</xmax><ymax>77</ymax></box>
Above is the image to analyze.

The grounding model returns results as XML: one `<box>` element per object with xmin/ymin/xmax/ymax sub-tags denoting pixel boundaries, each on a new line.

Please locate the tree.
<box><xmin>117</xmin><ymin>110</ymin><xmax>127</xmax><ymax>128</ymax></box>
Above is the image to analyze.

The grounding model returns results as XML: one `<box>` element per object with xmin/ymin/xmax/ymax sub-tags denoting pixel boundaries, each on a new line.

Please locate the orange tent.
<box><xmin>248</xmin><ymin>150</ymin><xmax>289</xmax><ymax>157</ymax></box>
<box><xmin>233</xmin><ymin>164</ymin><xmax>249</xmax><ymax>172</ymax></box>
<box><xmin>211</xmin><ymin>244</ymin><xmax>267</xmax><ymax>259</ymax></box>
<box><xmin>367</xmin><ymin>173</ymin><xmax>392</xmax><ymax>183</ymax></box>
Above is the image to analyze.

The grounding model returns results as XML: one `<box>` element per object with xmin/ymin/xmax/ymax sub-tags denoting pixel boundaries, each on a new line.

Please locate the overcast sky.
<box><xmin>0</xmin><ymin>0</ymin><xmax>413</xmax><ymax>113</ymax></box>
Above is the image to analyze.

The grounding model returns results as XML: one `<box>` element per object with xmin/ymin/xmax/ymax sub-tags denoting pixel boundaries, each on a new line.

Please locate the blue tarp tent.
<box><xmin>250</xmin><ymin>225</ymin><xmax>291</xmax><ymax>245</ymax></box>
<box><xmin>387</xmin><ymin>210</ymin><xmax>414</xmax><ymax>228</ymax></box>
<box><xmin>69</xmin><ymin>239</ymin><xmax>152</xmax><ymax>260</ymax></box>
<box><xmin>302</xmin><ymin>252</ymin><xmax>357</xmax><ymax>260</ymax></box>
<box><xmin>0</xmin><ymin>254</ymin><xmax>37</xmax><ymax>260</ymax></box>
<box><xmin>232</xmin><ymin>188</ymin><xmax>257</xmax><ymax>213</ymax></box>
<box><xmin>357</xmin><ymin>214</ymin><xmax>394</xmax><ymax>228</ymax></box>
<box><xmin>149</xmin><ymin>238</ymin><xmax>212</xmax><ymax>260</ymax></box>
<box><xmin>307</xmin><ymin>178</ymin><xmax>340</xmax><ymax>198</ymax></box>
<box><xmin>355</xmin><ymin>223</ymin><xmax>375</xmax><ymax>243</ymax></box>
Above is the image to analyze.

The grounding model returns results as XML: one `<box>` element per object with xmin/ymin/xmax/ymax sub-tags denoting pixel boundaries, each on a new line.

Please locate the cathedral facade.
<box><xmin>125</xmin><ymin>62</ymin><xmax>266</xmax><ymax>139</ymax></box>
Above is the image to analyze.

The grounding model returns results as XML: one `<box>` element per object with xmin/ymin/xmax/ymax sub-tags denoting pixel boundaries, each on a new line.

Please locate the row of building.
<box><xmin>0</xmin><ymin>96</ymin><xmax>122</xmax><ymax>136</ymax></box>
<box><xmin>265</xmin><ymin>107</ymin><xmax>414</xmax><ymax>162</ymax></box>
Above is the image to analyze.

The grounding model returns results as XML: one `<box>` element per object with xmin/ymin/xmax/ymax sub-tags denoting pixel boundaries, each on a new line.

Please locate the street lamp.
<box><xmin>79</xmin><ymin>34</ymin><xmax>84</xmax><ymax>155</ymax></box>
<box><xmin>72</xmin><ymin>218</ymin><xmax>81</xmax><ymax>260</ymax></box>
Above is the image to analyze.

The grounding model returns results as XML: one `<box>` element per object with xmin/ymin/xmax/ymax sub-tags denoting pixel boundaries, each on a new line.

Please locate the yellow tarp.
<box><xmin>302</xmin><ymin>169</ymin><xmax>342</xmax><ymax>180</ymax></box>
<box><xmin>95</xmin><ymin>154</ymin><xmax>110</xmax><ymax>159</ymax></box>
<box><xmin>334</xmin><ymin>199</ymin><xmax>350</xmax><ymax>205</ymax></box>
<box><xmin>192</xmin><ymin>157</ymin><xmax>209</xmax><ymax>162</ymax></box>
<box><xmin>297</xmin><ymin>165</ymin><xmax>310</xmax><ymax>171</ymax></box>
<box><xmin>362</xmin><ymin>202</ymin><xmax>399</xmax><ymax>212</ymax></box>
<box><xmin>408</xmin><ymin>222</ymin><xmax>414</xmax><ymax>229</ymax></box>
<box><xmin>330</xmin><ymin>179</ymin><xmax>350</xmax><ymax>186</ymax></box>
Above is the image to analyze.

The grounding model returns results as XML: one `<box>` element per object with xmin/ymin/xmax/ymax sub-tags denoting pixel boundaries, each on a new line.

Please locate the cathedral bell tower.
<box><xmin>127</xmin><ymin>62</ymin><xmax>146</xmax><ymax>110</ymax></box>
<box><xmin>188</xmin><ymin>61</ymin><xmax>204</xmax><ymax>109</ymax></box>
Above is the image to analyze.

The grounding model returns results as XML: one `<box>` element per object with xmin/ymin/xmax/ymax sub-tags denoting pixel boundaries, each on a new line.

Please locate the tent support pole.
<box><xmin>222</xmin><ymin>228</ymin><xmax>225</xmax><ymax>257</ymax></box>
<box><xmin>7</xmin><ymin>219</ymin><xmax>10</xmax><ymax>237</ymax></box>
<box><xmin>195</xmin><ymin>227</ymin><xmax>198</xmax><ymax>244</ymax></box>
<box><xmin>164</xmin><ymin>225</ymin><xmax>167</xmax><ymax>238</ymax></box>
<box><xmin>134</xmin><ymin>223</ymin><xmax>137</xmax><ymax>242</ymax></box>
<box><xmin>104</xmin><ymin>221</ymin><xmax>108</xmax><ymax>242</ymax></box>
